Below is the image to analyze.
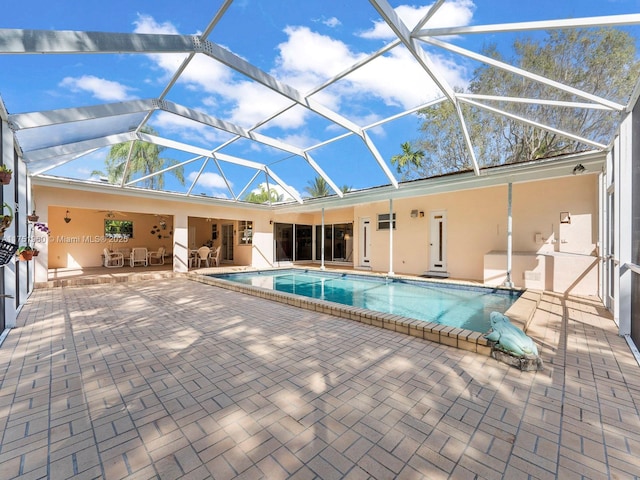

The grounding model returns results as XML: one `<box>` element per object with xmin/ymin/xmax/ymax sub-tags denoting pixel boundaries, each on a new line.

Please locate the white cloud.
<box><xmin>59</xmin><ymin>75</ymin><xmax>136</xmax><ymax>102</ymax></box>
<box><xmin>323</xmin><ymin>17</ymin><xmax>341</xmax><ymax>28</ymax></box>
<box><xmin>359</xmin><ymin>0</ymin><xmax>475</xmax><ymax>39</ymax></box>
<box><xmin>188</xmin><ymin>171</ymin><xmax>229</xmax><ymax>190</ymax></box>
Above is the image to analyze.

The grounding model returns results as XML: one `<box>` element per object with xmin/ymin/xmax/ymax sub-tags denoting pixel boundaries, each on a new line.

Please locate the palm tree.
<box><xmin>244</xmin><ymin>184</ymin><xmax>282</xmax><ymax>204</ymax></box>
<box><xmin>305</xmin><ymin>176</ymin><xmax>331</xmax><ymax>198</ymax></box>
<box><xmin>305</xmin><ymin>176</ymin><xmax>352</xmax><ymax>198</ymax></box>
<box><xmin>390</xmin><ymin>142</ymin><xmax>425</xmax><ymax>174</ymax></box>
<box><xmin>92</xmin><ymin>126</ymin><xmax>184</xmax><ymax>189</ymax></box>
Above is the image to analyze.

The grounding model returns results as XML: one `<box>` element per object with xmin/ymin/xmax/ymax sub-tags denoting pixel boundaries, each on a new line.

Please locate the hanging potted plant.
<box><xmin>16</xmin><ymin>246</ymin><xmax>35</xmax><ymax>261</ymax></box>
<box><xmin>28</xmin><ymin>210</ymin><xmax>39</xmax><ymax>222</ymax></box>
<box><xmin>0</xmin><ymin>202</ymin><xmax>13</xmax><ymax>237</ymax></box>
<box><xmin>0</xmin><ymin>165</ymin><xmax>12</xmax><ymax>185</ymax></box>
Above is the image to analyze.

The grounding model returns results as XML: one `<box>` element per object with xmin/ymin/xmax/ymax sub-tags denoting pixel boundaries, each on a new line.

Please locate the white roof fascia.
<box><xmin>458</xmin><ymin>94</ymin><xmax>615</xmax><ymax>111</ymax></box>
<box><xmin>460</xmin><ymin>97</ymin><xmax>608</xmax><ymax>150</ymax></box>
<box><xmin>22</xmin><ymin>132</ymin><xmax>135</xmax><ymax>162</ymax></box>
<box><xmin>275</xmin><ymin>151</ymin><xmax>606</xmax><ymax>214</ymax></box>
<box><xmin>415</xmin><ymin>13</ymin><xmax>640</xmax><ymax>37</ymax></box>
<box><xmin>369</xmin><ymin>0</ymin><xmax>457</xmax><ymax>102</ymax></box>
<box><xmin>421</xmin><ymin>36</ymin><xmax>625</xmax><ymax>111</ymax></box>
<box><xmin>303</xmin><ymin>152</ymin><xmax>344</xmax><ymax>198</ymax></box>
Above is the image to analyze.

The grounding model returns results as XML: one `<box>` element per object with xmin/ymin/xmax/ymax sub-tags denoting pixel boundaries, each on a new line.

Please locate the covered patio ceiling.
<box><xmin>1</xmin><ymin>0</ymin><xmax>639</xmax><ymax>206</ymax></box>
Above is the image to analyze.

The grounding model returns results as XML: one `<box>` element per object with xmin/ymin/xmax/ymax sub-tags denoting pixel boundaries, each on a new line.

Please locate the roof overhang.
<box><xmin>33</xmin><ymin>149</ymin><xmax>605</xmax><ymax>214</ymax></box>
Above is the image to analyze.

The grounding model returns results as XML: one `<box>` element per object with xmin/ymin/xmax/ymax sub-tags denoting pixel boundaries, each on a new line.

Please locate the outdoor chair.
<box><xmin>195</xmin><ymin>246</ymin><xmax>210</xmax><ymax>268</ymax></box>
<box><xmin>210</xmin><ymin>245</ymin><xmax>221</xmax><ymax>267</ymax></box>
<box><xmin>130</xmin><ymin>247</ymin><xmax>148</xmax><ymax>267</ymax></box>
<box><xmin>147</xmin><ymin>246</ymin><xmax>166</xmax><ymax>265</ymax></box>
<box><xmin>103</xmin><ymin>248</ymin><xmax>124</xmax><ymax>268</ymax></box>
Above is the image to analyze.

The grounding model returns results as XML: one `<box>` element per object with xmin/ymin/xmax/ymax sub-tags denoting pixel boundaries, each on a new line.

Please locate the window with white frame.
<box><xmin>239</xmin><ymin>220</ymin><xmax>253</xmax><ymax>245</ymax></box>
<box><xmin>377</xmin><ymin>213</ymin><xmax>396</xmax><ymax>230</ymax></box>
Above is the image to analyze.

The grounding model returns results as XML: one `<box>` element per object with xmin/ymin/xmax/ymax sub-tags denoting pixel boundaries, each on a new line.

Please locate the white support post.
<box><xmin>172</xmin><ymin>213</ymin><xmax>190</xmax><ymax>273</ymax></box>
<box><xmin>388</xmin><ymin>198</ymin><xmax>394</xmax><ymax>276</ymax></box>
<box><xmin>505</xmin><ymin>183</ymin><xmax>514</xmax><ymax>288</ymax></box>
<box><xmin>320</xmin><ymin>208</ymin><xmax>325</xmax><ymax>271</ymax></box>
<box><xmin>617</xmin><ymin>114</ymin><xmax>632</xmax><ymax>335</ymax></box>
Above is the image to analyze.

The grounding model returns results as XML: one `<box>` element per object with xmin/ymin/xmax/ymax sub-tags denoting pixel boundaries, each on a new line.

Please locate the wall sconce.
<box><xmin>419</xmin><ymin>211</ymin><xmax>425</xmax><ymax>218</ymax></box>
<box><xmin>572</xmin><ymin>163</ymin><xmax>586</xmax><ymax>175</ymax></box>
<box><xmin>560</xmin><ymin>211</ymin><xmax>571</xmax><ymax>224</ymax></box>
<box><xmin>269</xmin><ymin>219</ymin><xmax>273</xmax><ymax>225</ymax></box>
<box><xmin>64</xmin><ymin>210</ymin><xmax>71</xmax><ymax>223</ymax></box>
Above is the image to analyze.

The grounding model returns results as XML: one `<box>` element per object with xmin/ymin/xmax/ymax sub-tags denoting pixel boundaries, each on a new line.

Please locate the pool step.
<box><xmin>421</xmin><ymin>270</ymin><xmax>450</xmax><ymax>279</ymax></box>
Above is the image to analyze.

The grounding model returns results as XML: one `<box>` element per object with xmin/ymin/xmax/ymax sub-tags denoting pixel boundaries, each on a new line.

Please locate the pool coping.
<box><xmin>189</xmin><ymin>267</ymin><xmax>542</xmax><ymax>356</ymax></box>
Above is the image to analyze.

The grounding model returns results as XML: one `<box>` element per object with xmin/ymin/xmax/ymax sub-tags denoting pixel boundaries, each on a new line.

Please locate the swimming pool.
<box><xmin>210</xmin><ymin>269</ymin><xmax>521</xmax><ymax>333</ymax></box>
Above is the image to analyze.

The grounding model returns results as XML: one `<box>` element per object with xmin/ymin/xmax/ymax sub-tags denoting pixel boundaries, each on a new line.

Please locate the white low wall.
<box><xmin>484</xmin><ymin>251</ymin><xmax>599</xmax><ymax>296</ymax></box>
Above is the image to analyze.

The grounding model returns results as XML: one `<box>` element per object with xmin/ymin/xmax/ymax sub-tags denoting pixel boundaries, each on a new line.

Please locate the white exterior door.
<box><xmin>429</xmin><ymin>211</ymin><xmax>447</xmax><ymax>272</ymax></box>
<box><xmin>359</xmin><ymin>217</ymin><xmax>371</xmax><ymax>267</ymax></box>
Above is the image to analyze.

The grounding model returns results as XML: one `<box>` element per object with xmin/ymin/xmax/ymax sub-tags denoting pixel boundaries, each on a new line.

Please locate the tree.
<box><xmin>390</xmin><ymin>142</ymin><xmax>425</xmax><ymax>181</ymax></box>
<box><xmin>92</xmin><ymin>126</ymin><xmax>185</xmax><ymax>189</ymax></box>
<box><xmin>304</xmin><ymin>176</ymin><xmax>351</xmax><ymax>198</ymax></box>
<box><xmin>395</xmin><ymin>28</ymin><xmax>640</xmax><ymax>180</ymax></box>
<box><xmin>304</xmin><ymin>176</ymin><xmax>330</xmax><ymax>198</ymax></box>
<box><xmin>244</xmin><ymin>184</ymin><xmax>283</xmax><ymax>204</ymax></box>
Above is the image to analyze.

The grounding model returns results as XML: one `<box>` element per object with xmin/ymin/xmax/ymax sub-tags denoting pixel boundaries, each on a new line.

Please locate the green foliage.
<box><xmin>304</xmin><ymin>176</ymin><xmax>351</xmax><ymax>198</ymax></box>
<box><xmin>395</xmin><ymin>28</ymin><xmax>640</xmax><ymax>180</ymax></box>
<box><xmin>244</xmin><ymin>184</ymin><xmax>282</xmax><ymax>204</ymax></box>
<box><xmin>92</xmin><ymin>126</ymin><xmax>185</xmax><ymax>189</ymax></box>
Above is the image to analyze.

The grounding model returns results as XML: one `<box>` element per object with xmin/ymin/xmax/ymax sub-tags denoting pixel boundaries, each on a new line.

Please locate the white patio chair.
<box><xmin>210</xmin><ymin>245</ymin><xmax>221</xmax><ymax>267</ymax></box>
<box><xmin>147</xmin><ymin>246</ymin><xmax>166</xmax><ymax>265</ymax></box>
<box><xmin>103</xmin><ymin>248</ymin><xmax>124</xmax><ymax>268</ymax></box>
<box><xmin>195</xmin><ymin>246</ymin><xmax>210</xmax><ymax>268</ymax></box>
<box><xmin>130</xmin><ymin>247</ymin><xmax>148</xmax><ymax>267</ymax></box>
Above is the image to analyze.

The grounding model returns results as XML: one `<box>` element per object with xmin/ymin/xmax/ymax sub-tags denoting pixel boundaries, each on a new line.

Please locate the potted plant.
<box><xmin>28</xmin><ymin>210</ymin><xmax>39</xmax><ymax>222</ymax></box>
<box><xmin>17</xmin><ymin>246</ymin><xmax>34</xmax><ymax>261</ymax></box>
<box><xmin>0</xmin><ymin>165</ymin><xmax>12</xmax><ymax>185</ymax></box>
<box><xmin>0</xmin><ymin>202</ymin><xmax>13</xmax><ymax>237</ymax></box>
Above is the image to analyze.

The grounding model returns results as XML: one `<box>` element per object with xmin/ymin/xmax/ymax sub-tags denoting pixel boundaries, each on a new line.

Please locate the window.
<box><xmin>377</xmin><ymin>213</ymin><xmax>396</xmax><ymax>230</ymax></box>
<box><xmin>105</xmin><ymin>219</ymin><xmax>133</xmax><ymax>239</ymax></box>
<box><xmin>239</xmin><ymin>220</ymin><xmax>253</xmax><ymax>245</ymax></box>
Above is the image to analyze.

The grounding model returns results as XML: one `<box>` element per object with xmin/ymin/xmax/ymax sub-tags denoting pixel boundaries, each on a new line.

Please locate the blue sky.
<box><xmin>1</xmin><ymin>0</ymin><xmax>639</xmax><ymax>200</ymax></box>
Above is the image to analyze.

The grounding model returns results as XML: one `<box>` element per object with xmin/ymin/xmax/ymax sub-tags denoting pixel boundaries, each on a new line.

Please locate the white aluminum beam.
<box><xmin>460</xmin><ymin>97</ymin><xmax>608</xmax><ymax>150</ymax></box>
<box><xmin>303</xmin><ymin>152</ymin><xmax>344</xmax><ymax>198</ymax></box>
<box><xmin>368</xmin><ymin>0</ymin><xmax>456</xmax><ymax>101</ymax></box>
<box><xmin>421</xmin><ymin>36</ymin><xmax>625</xmax><ymax>111</ymax></box>
<box><xmin>458</xmin><ymin>94</ymin><xmax>614</xmax><ymax>111</ymax></box>
<box><xmin>415</xmin><ymin>13</ymin><xmax>640</xmax><ymax>37</ymax></box>
<box><xmin>22</xmin><ymin>132</ymin><xmax>135</xmax><ymax>162</ymax></box>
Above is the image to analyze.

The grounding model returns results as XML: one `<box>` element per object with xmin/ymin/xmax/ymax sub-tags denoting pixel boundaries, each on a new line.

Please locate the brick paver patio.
<box><xmin>1</xmin><ymin>276</ymin><xmax>639</xmax><ymax>479</ymax></box>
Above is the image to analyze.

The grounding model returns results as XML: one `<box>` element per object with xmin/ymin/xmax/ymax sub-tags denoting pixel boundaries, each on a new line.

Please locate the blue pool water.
<box><xmin>210</xmin><ymin>269</ymin><xmax>521</xmax><ymax>333</ymax></box>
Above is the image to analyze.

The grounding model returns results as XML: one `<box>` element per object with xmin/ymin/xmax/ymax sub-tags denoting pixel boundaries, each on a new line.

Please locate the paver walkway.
<box><xmin>1</xmin><ymin>277</ymin><xmax>639</xmax><ymax>479</ymax></box>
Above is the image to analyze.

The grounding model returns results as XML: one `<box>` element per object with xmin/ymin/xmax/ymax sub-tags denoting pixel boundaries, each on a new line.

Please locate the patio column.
<box><xmin>173</xmin><ymin>213</ymin><xmax>189</xmax><ymax>273</ymax></box>
<box><xmin>388</xmin><ymin>198</ymin><xmax>394</xmax><ymax>276</ymax></box>
<box><xmin>320</xmin><ymin>208</ymin><xmax>325</xmax><ymax>270</ymax></box>
<box><xmin>505</xmin><ymin>183</ymin><xmax>513</xmax><ymax>287</ymax></box>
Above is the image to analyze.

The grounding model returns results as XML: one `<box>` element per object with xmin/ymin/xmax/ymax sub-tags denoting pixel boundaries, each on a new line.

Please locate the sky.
<box><xmin>1</xmin><ymin>0</ymin><xmax>639</xmax><ymax>202</ymax></box>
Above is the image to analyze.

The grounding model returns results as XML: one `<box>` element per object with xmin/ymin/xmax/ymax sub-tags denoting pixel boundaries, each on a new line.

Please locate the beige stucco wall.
<box><xmin>33</xmin><ymin>185</ymin><xmax>274</xmax><ymax>276</ymax></box>
<box><xmin>34</xmin><ymin>172</ymin><xmax>600</xmax><ymax>295</ymax></box>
